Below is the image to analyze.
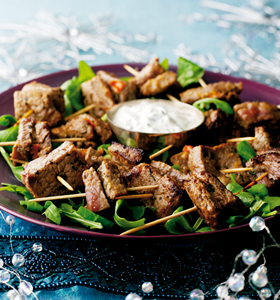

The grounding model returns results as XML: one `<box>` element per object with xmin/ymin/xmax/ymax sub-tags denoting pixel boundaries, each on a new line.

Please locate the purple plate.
<box><xmin>0</xmin><ymin>63</ymin><xmax>279</xmax><ymax>239</ymax></box>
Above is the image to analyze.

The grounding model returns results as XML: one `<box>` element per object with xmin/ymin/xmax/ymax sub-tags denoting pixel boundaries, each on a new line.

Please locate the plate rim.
<box><xmin>0</xmin><ymin>62</ymin><xmax>278</xmax><ymax>239</ymax></box>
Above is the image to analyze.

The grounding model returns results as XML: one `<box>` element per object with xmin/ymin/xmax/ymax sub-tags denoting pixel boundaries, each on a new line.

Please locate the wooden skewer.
<box><xmin>149</xmin><ymin>145</ymin><xmax>173</xmax><ymax>160</ymax></box>
<box><xmin>226</xmin><ymin>137</ymin><xmax>256</xmax><ymax>142</ymax></box>
<box><xmin>28</xmin><ymin>186</ymin><xmax>159</xmax><ymax>202</ymax></box>
<box><xmin>57</xmin><ymin>176</ymin><xmax>74</xmax><ymax>191</ymax></box>
<box><xmin>198</xmin><ymin>78</ymin><xmax>207</xmax><ymax>88</ymax></box>
<box><xmin>8</xmin><ymin>157</ymin><xmax>28</xmax><ymax>164</ymax></box>
<box><xmin>220</xmin><ymin>167</ymin><xmax>254</xmax><ymax>173</ymax></box>
<box><xmin>120</xmin><ymin>206</ymin><xmax>198</xmax><ymax>236</ymax></box>
<box><xmin>115</xmin><ymin>194</ymin><xmax>154</xmax><ymax>200</ymax></box>
<box><xmin>166</xmin><ymin>94</ymin><xmax>180</xmax><ymax>102</ymax></box>
<box><xmin>14</xmin><ymin>110</ymin><xmax>34</xmax><ymax>126</ymax></box>
<box><xmin>123</xmin><ymin>64</ymin><xmax>139</xmax><ymax>76</ymax></box>
<box><xmin>0</xmin><ymin>138</ymin><xmax>87</xmax><ymax>147</ymax></box>
<box><xmin>64</xmin><ymin>104</ymin><xmax>95</xmax><ymax>121</ymax></box>
<box><xmin>234</xmin><ymin>172</ymin><xmax>268</xmax><ymax>195</ymax></box>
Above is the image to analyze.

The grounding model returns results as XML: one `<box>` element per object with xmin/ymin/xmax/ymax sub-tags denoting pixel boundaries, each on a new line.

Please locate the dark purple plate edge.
<box><xmin>0</xmin><ymin>63</ymin><xmax>278</xmax><ymax>239</ymax></box>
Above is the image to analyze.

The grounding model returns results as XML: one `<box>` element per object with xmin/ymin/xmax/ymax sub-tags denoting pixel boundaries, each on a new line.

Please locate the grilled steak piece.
<box><xmin>82</xmin><ymin>167</ymin><xmax>110</xmax><ymax>213</ymax></box>
<box><xmin>21</xmin><ymin>141</ymin><xmax>98</xmax><ymax>198</ymax></box>
<box><xmin>139</xmin><ymin>71</ymin><xmax>177</xmax><ymax>96</ymax></box>
<box><xmin>188</xmin><ymin>143</ymin><xmax>251</xmax><ymax>186</ymax></box>
<box><xmin>150</xmin><ymin>160</ymin><xmax>188</xmax><ymax>187</ymax></box>
<box><xmin>11</xmin><ymin>117</ymin><xmax>52</xmax><ymax>165</ymax></box>
<box><xmin>97</xmin><ymin>160</ymin><xmax>127</xmax><ymax>200</ymax></box>
<box><xmin>97</xmin><ymin>71</ymin><xmax>138</xmax><ymax>102</ymax></box>
<box><xmin>233</xmin><ymin>101</ymin><xmax>280</xmax><ymax>130</ymax></box>
<box><xmin>81</xmin><ymin>76</ymin><xmax>115</xmax><ymax>118</ymax></box>
<box><xmin>184</xmin><ymin>172</ymin><xmax>249</xmax><ymax>229</ymax></box>
<box><xmin>127</xmin><ymin>163</ymin><xmax>182</xmax><ymax>219</ymax></box>
<box><xmin>249</xmin><ymin>126</ymin><xmax>273</xmax><ymax>154</ymax></box>
<box><xmin>180</xmin><ymin>81</ymin><xmax>243</xmax><ymax>105</ymax></box>
<box><xmin>51</xmin><ymin>113</ymin><xmax>112</xmax><ymax>145</ymax></box>
<box><xmin>170</xmin><ymin>146</ymin><xmax>193</xmax><ymax>175</ymax></box>
<box><xmin>108</xmin><ymin>142</ymin><xmax>144</xmax><ymax>168</ymax></box>
<box><xmin>14</xmin><ymin>81</ymin><xmax>64</xmax><ymax>127</ymax></box>
<box><xmin>131</xmin><ymin>57</ymin><xmax>165</xmax><ymax>86</ymax></box>
<box><xmin>246</xmin><ymin>148</ymin><xmax>280</xmax><ymax>189</ymax></box>
<box><xmin>203</xmin><ymin>109</ymin><xmax>234</xmax><ymax>146</ymax></box>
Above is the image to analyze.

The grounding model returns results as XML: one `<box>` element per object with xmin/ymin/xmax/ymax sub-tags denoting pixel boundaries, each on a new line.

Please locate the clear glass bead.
<box><xmin>261</xmin><ymin>288</ymin><xmax>272</xmax><ymax>298</ymax></box>
<box><xmin>14</xmin><ymin>295</ymin><xmax>28</xmax><ymax>300</ymax></box>
<box><xmin>0</xmin><ymin>270</ymin><xmax>10</xmax><ymax>283</ymax></box>
<box><xmin>12</xmin><ymin>254</ymin><xmax>25</xmax><ymax>268</ymax></box>
<box><xmin>0</xmin><ymin>258</ymin><xmax>4</xmax><ymax>268</ymax></box>
<box><xmin>252</xmin><ymin>271</ymin><xmax>268</xmax><ymax>288</ymax></box>
<box><xmin>242</xmin><ymin>249</ymin><xmax>257</xmax><ymax>265</ymax></box>
<box><xmin>228</xmin><ymin>273</ymin><xmax>245</xmax><ymax>292</ymax></box>
<box><xmin>18</xmin><ymin>281</ymin><xmax>33</xmax><ymax>295</ymax></box>
<box><xmin>216</xmin><ymin>285</ymin><xmax>228</xmax><ymax>298</ymax></box>
<box><xmin>142</xmin><ymin>282</ymin><xmax>153</xmax><ymax>293</ymax></box>
<box><xmin>6</xmin><ymin>215</ymin><xmax>15</xmax><ymax>226</ymax></box>
<box><xmin>257</xmin><ymin>265</ymin><xmax>267</xmax><ymax>274</ymax></box>
<box><xmin>190</xmin><ymin>289</ymin><xmax>204</xmax><ymax>300</ymax></box>
<box><xmin>125</xmin><ymin>293</ymin><xmax>142</xmax><ymax>300</ymax></box>
<box><xmin>7</xmin><ymin>290</ymin><xmax>18</xmax><ymax>299</ymax></box>
<box><xmin>32</xmin><ymin>242</ymin><xmax>43</xmax><ymax>253</ymax></box>
<box><xmin>249</xmin><ymin>216</ymin><xmax>265</xmax><ymax>232</ymax></box>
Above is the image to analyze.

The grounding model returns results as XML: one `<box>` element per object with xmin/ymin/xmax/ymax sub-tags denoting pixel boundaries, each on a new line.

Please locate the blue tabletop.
<box><xmin>1</xmin><ymin>0</ymin><xmax>280</xmax><ymax>299</ymax></box>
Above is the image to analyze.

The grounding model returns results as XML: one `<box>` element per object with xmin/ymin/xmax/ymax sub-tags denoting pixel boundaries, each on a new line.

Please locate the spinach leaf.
<box><xmin>193</xmin><ymin>98</ymin><xmax>234</xmax><ymax>115</ymax></box>
<box><xmin>97</xmin><ymin>144</ymin><xmax>111</xmax><ymax>155</ymax></box>
<box><xmin>195</xmin><ymin>226</ymin><xmax>213</xmax><ymax>233</ymax></box>
<box><xmin>120</xmin><ymin>77</ymin><xmax>132</xmax><ymax>82</ymax></box>
<box><xmin>20</xmin><ymin>200</ymin><xmax>44</xmax><ymax>213</ymax></box>
<box><xmin>43</xmin><ymin>202</ymin><xmax>62</xmax><ymax>225</ymax></box>
<box><xmin>61</xmin><ymin>61</ymin><xmax>95</xmax><ymax>112</ymax></box>
<box><xmin>160</xmin><ymin>58</ymin><xmax>169</xmax><ymax>71</ymax></box>
<box><xmin>101</xmin><ymin>113</ymin><xmax>107</xmax><ymax>121</ymax></box>
<box><xmin>177</xmin><ymin>57</ymin><xmax>204</xmax><ymax>87</ymax></box>
<box><xmin>0</xmin><ymin>125</ymin><xmax>19</xmax><ymax>153</ymax></box>
<box><xmin>264</xmin><ymin>196</ymin><xmax>280</xmax><ymax>210</ymax></box>
<box><xmin>0</xmin><ymin>115</ymin><xmax>17</xmax><ymax>127</ymax></box>
<box><xmin>0</xmin><ymin>147</ymin><xmax>23</xmax><ymax>181</ymax></box>
<box><xmin>59</xmin><ymin>203</ymin><xmax>103</xmax><ymax>230</ymax></box>
<box><xmin>226</xmin><ymin>182</ymin><xmax>243</xmax><ymax>194</ymax></box>
<box><xmin>237</xmin><ymin>192</ymin><xmax>255</xmax><ymax>207</ymax></box>
<box><xmin>64</xmin><ymin>94</ymin><xmax>73</xmax><ymax>117</ymax></box>
<box><xmin>113</xmin><ymin>200</ymin><xmax>146</xmax><ymax>234</ymax></box>
<box><xmin>172</xmin><ymin>164</ymin><xmax>181</xmax><ymax>171</ymax></box>
<box><xmin>237</xmin><ymin>141</ymin><xmax>256</xmax><ymax>161</ymax></box>
<box><xmin>246</xmin><ymin>184</ymin><xmax>268</xmax><ymax>198</ymax></box>
<box><xmin>165</xmin><ymin>206</ymin><xmax>203</xmax><ymax>234</ymax></box>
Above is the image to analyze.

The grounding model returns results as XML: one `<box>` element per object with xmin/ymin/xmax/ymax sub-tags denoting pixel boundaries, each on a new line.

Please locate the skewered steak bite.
<box><xmin>170</xmin><ymin>146</ymin><xmax>193</xmax><ymax>175</ymax></box>
<box><xmin>203</xmin><ymin>108</ymin><xmax>234</xmax><ymax>146</ymax></box>
<box><xmin>51</xmin><ymin>113</ymin><xmax>112</xmax><ymax>145</ymax></box>
<box><xmin>82</xmin><ymin>167</ymin><xmax>110</xmax><ymax>212</ymax></box>
<box><xmin>184</xmin><ymin>172</ymin><xmax>249</xmax><ymax>229</ymax></box>
<box><xmin>81</xmin><ymin>76</ymin><xmax>115</xmax><ymax>118</ymax></box>
<box><xmin>179</xmin><ymin>81</ymin><xmax>243</xmax><ymax>105</ymax></box>
<box><xmin>127</xmin><ymin>163</ymin><xmax>182</xmax><ymax>219</ymax></box>
<box><xmin>97</xmin><ymin>71</ymin><xmax>138</xmax><ymax>102</ymax></box>
<box><xmin>150</xmin><ymin>160</ymin><xmax>189</xmax><ymax>187</ymax></box>
<box><xmin>188</xmin><ymin>143</ymin><xmax>251</xmax><ymax>186</ymax></box>
<box><xmin>11</xmin><ymin>117</ymin><xmax>52</xmax><ymax>165</ymax></box>
<box><xmin>249</xmin><ymin>126</ymin><xmax>273</xmax><ymax>154</ymax></box>
<box><xmin>14</xmin><ymin>81</ymin><xmax>64</xmax><ymax>127</ymax></box>
<box><xmin>233</xmin><ymin>101</ymin><xmax>280</xmax><ymax>130</ymax></box>
<box><xmin>97</xmin><ymin>160</ymin><xmax>128</xmax><ymax>200</ymax></box>
<box><xmin>139</xmin><ymin>71</ymin><xmax>177</xmax><ymax>96</ymax></box>
<box><xmin>246</xmin><ymin>148</ymin><xmax>280</xmax><ymax>189</ymax></box>
<box><xmin>130</xmin><ymin>57</ymin><xmax>165</xmax><ymax>86</ymax></box>
<box><xmin>21</xmin><ymin>141</ymin><xmax>102</xmax><ymax>198</ymax></box>
<box><xmin>108</xmin><ymin>142</ymin><xmax>144</xmax><ymax>168</ymax></box>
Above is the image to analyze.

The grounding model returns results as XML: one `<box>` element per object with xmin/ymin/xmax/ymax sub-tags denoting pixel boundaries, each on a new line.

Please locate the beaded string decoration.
<box><xmin>125</xmin><ymin>216</ymin><xmax>280</xmax><ymax>300</ymax></box>
<box><xmin>0</xmin><ymin>211</ymin><xmax>40</xmax><ymax>299</ymax></box>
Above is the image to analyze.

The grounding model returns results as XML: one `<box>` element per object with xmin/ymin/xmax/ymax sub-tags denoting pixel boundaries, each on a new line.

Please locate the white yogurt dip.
<box><xmin>110</xmin><ymin>99</ymin><xmax>204</xmax><ymax>134</ymax></box>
